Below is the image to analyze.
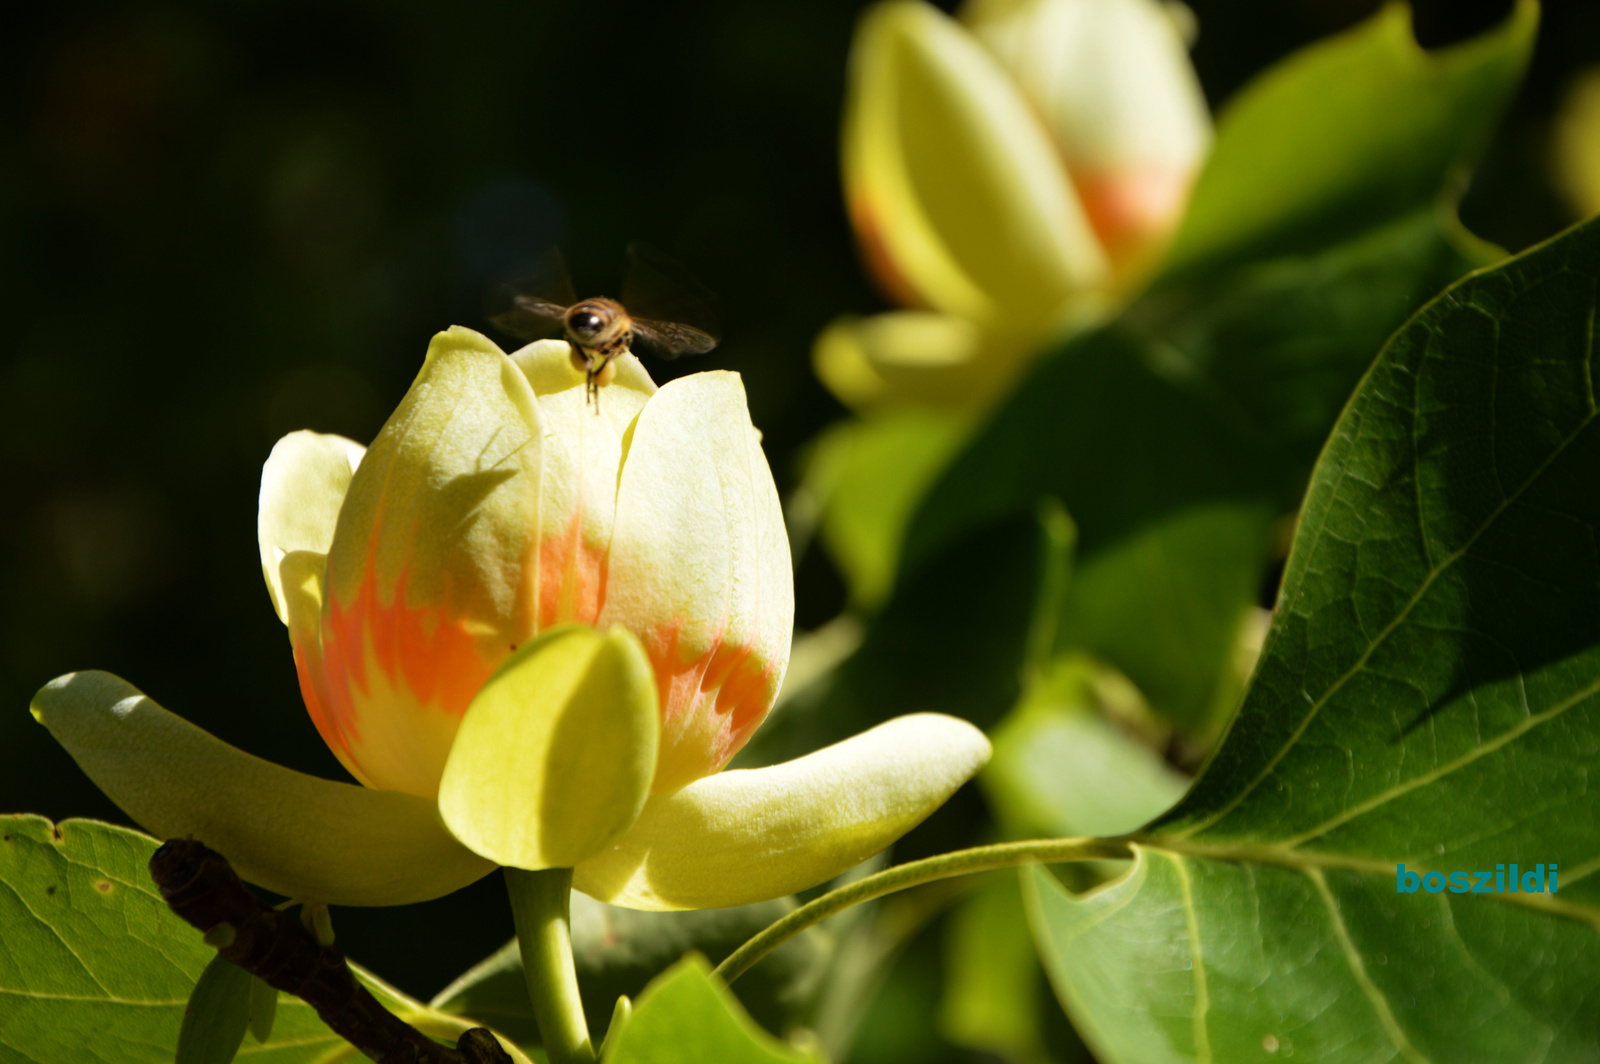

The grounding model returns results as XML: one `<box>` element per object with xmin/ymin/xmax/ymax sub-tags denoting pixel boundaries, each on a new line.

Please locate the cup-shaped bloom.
<box><xmin>35</xmin><ymin>328</ymin><xmax>992</xmax><ymax>910</ymax></box>
<box><xmin>279</xmin><ymin>327</ymin><xmax>790</xmax><ymax>799</ymax></box>
<box><xmin>825</xmin><ymin>0</ymin><xmax>1209</xmax><ymax>410</ymax></box>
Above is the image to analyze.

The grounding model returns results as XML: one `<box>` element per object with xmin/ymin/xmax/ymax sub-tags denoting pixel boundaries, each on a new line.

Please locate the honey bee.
<box><xmin>492</xmin><ymin>245</ymin><xmax>719</xmax><ymax>405</ymax></box>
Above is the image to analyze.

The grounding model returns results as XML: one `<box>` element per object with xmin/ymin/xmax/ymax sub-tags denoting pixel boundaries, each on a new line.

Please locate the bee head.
<box><xmin>566</xmin><ymin>302</ymin><xmax>611</xmax><ymax>343</ymax></box>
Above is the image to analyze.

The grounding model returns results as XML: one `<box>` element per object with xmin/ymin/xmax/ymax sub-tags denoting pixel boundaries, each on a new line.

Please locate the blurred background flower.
<box><xmin>818</xmin><ymin>0</ymin><xmax>1210</xmax><ymax>413</ymax></box>
<box><xmin>807</xmin><ymin>0</ymin><xmax>1212</xmax><ymax>612</ymax></box>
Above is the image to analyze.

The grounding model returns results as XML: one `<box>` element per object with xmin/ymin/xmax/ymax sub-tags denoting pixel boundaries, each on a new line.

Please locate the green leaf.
<box><xmin>984</xmin><ymin>659</ymin><xmax>1190</xmax><ymax>840</ymax></box>
<box><xmin>1028</xmin><ymin>217</ymin><xmax>1600</xmax><ymax>1063</ymax></box>
<box><xmin>433</xmin><ymin>894</ymin><xmax>830</xmax><ymax>1049</ymax></box>
<box><xmin>248</xmin><ymin>976</ymin><xmax>278</xmax><ymax>1043</ymax></box>
<box><xmin>940</xmin><ymin>877</ymin><xmax>1058</xmax><ymax>1064</ymax></box>
<box><xmin>0</xmin><ymin>815</ymin><xmax>213</xmax><ymax>1064</ymax></box>
<box><xmin>176</xmin><ymin>954</ymin><xmax>253</xmax><ymax>1064</ymax></box>
<box><xmin>905</xmin><ymin>209</ymin><xmax>1483</xmax><ymax>730</ymax></box>
<box><xmin>0</xmin><ymin>815</ymin><xmax>530</xmax><ymax>1064</ymax></box>
<box><xmin>601</xmin><ymin>957</ymin><xmax>821</xmax><ymax>1064</ymax></box>
<box><xmin>802</xmin><ymin>409</ymin><xmax>970</xmax><ymax>610</ymax></box>
<box><xmin>1161</xmin><ymin>0</ymin><xmax>1536</xmax><ymax>276</ymax></box>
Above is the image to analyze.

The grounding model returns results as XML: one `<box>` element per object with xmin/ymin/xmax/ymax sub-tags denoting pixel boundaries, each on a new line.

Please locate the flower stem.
<box><xmin>714</xmin><ymin>836</ymin><xmax>1133</xmax><ymax>984</ymax></box>
<box><xmin>504</xmin><ymin>868</ymin><xmax>594</xmax><ymax>1064</ymax></box>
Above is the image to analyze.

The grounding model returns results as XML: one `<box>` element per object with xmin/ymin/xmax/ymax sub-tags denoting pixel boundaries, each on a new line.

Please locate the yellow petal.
<box><xmin>573</xmin><ymin>713</ymin><xmax>992</xmax><ymax>910</ymax></box>
<box><xmin>30</xmin><ymin>671</ymin><xmax>495</xmax><ymax>906</ymax></box>
<box><xmin>845</xmin><ymin>1</ymin><xmax>1108</xmax><ymax>327</ymax></box>
<box><xmin>318</xmin><ymin>326</ymin><xmax>545</xmax><ymax>797</ymax></box>
<box><xmin>437</xmin><ymin>625</ymin><xmax>659</xmax><ymax>870</ymax></box>
<box><xmin>599</xmin><ymin>372</ymin><xmax>794</xmax><ymax>793</ymax></box>
<box><xmin>964</xmin><ymin>0</ymin><xmax>1210</xmax><ymax>276</ymax></box>
<box><xmin>507</xmin><ymin>339</ymin><xmax>654</xmax><ymax>632</ymax></box>
<box><xmin>510</xmin><ymin>337</ymin><xmax>657</xmax><ymax>407</ymax></box>
<box><xmin>257</xmin><ymin>431</ymin><xmax>364</xmax><ymax>624</ymax></box>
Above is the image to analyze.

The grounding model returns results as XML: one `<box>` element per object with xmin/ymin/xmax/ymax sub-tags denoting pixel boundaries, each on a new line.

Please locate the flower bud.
<box><xmin>963</xmin><ymin>0</ymin><xmax>1211</xmax><ymax>276</ymax></box>
<box><xmin>843</xmin><ymin>0</ymin><xmax>1109</xmax><ymax>332</ymax></box>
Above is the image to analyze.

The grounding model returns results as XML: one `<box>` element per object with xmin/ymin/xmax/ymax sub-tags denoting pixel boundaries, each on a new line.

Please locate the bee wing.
<box><xmin>631</xmin><ymin>317</ymin><xmax>719</xmax><ymax>359</ymax></box>
<box><xmin>486</xmin><ymin>247</ymin><xmax>579</xmax><ymax>340</ymax></box>
<box><xmin>620</xmin><ymin>241</ymin><xmax>722</xmax><ymax>343</ymax></box>
<box><xmin>489</xmin><ymin>294</ymin><xmax>570</xmax><ymax>341</ymax></box>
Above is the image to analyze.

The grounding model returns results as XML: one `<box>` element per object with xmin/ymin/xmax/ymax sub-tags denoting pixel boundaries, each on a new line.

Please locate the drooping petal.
<box><xmin>317</xmin><ymin>326</ymin><xmax>544</xmax><ymax>798</ymax></box>
<box><xmin>507</xmin><ymin>340</ymin><xmax>654</xmax><ymax>632</ymax></box>
<box><xmin>599</xmin><ymin>372</ymin><xmax>793</xmax><ymax>794</ymax></box>
<box><xmin>257</xmin><ymin>431</ymin><xmax>364</xmax><ymax>624</ymax></box>
<box><xmin>844</xmin><ymin>1</ymin><xmax>1108</xmax><ymax>328</ymax></box>
<box><xmin>30</xmin><ymin>671</ymin><xmax>495</xmax><ymax>906</ymax></box>
<box><xmin>964</xmin><ymin>0</ymin><xmax>1211</xmax><ymax>276</ymax></box>
<box><xmin>573</xmin><ymin>713</ymin><xmax>992</xmax><ymax>910</ymax></box>
<box><xmin>438</xmin><ymin>625</ymin><xmax>659</xmax><ymax>870</ymax></box>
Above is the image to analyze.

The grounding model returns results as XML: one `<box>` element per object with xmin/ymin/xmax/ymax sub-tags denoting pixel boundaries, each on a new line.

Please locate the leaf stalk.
<box><xmin>715</xmin><ymin>836</ymin><xmax>1133</xmax><ymax>983</ymax></box>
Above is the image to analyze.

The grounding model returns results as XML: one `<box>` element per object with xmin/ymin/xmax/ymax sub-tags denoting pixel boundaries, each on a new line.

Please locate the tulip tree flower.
<box><xmin>32</xmin><ymin>327</ymin><xmax>991</xmax><ymax>1061</ymax></box>
<box><xmin>819</xmin><ymin>0</ymin><xmax>1211</xmax><ymax>410</ymax></box>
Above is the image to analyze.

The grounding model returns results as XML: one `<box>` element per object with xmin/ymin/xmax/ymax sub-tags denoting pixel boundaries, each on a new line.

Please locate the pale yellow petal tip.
<box><xmin>32</xmin><ymin>670</ymin><xmax>131</xmax><ymax>729</ymax></box>
<box><xmin>898</xmin><ymin>711</ymin><xmax>993</xmax><ymax>775</ymax></box>
<box><xmin>510</xmin><ymin>338</ymin><xmax>658</xmax><ymax>399</ymax></box>
<box><xmin>425</xmin><ymin>325</ymin><xmax>507</xmax><ymax>365</ymax></box>
<box><xmin>258</xmin><ymin>430</ymin><xmax>363</xmax><ymax>626</ymax></box>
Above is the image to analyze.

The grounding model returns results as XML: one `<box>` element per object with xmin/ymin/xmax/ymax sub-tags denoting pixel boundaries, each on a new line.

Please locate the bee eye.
<box><xmin>571</xmin><ymin>312</ymin><xmax>602</xmax><ymax>336</ymax></box>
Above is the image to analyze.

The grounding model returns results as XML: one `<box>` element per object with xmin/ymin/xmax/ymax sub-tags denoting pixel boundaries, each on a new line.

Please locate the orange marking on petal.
<box><xmin>290</xmin><ymin>632</ymin><xmax>373</xmax><ymax>788</ymax></box>
<box><xmin>641</xmin><ymin>616</ymin><xmax>782</xmax><ymax>792</ymax></box>
<box><xmin>303</xmin><ymin>544</ymin><xmax>508</xmax><ymax>794</ymax></box>
<box><xmin>537</xmin><ymin>511</ymin><xmax>609</xmax><ymax>629</ymax></box>
<box><xmin>1074</xmin><ymin>166</ymin><xmax>1191</xmax><ymax>272</ymax></box>
<box><xmin>850</xmin><ymin>192</ymin><xmax>929</xmax><ymax>311</ymax></box>
<box><xmin>324</xmin><ymin>553</ymin><xmax>498</xmax><ymax>725</ymax></box>
<box><xmin>292</xmin><ymin>633</ymin><xmax>351</xmax><ymax>764</ymax></box>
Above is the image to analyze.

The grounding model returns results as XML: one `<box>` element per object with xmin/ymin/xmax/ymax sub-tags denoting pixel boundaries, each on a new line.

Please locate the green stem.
<box><xmin>504</xmin><ymin>868</ymin><xmax>594</xmax><ymax>1064</ymax></box>
<box><xmin>714</xmin><ymin>836</ymin><xmax>1133</xmax><ymax>984</ymax></box>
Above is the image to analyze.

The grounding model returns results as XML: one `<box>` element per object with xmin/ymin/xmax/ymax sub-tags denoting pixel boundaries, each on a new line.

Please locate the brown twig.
<box><xmin>150</xmin><ymin>837</ymin><xmax>512</xmax><ymax>1064</ymax></box>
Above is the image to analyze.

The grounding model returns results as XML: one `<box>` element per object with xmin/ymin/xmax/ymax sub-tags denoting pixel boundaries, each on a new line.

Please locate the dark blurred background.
<box><xmin>2</xmin><ymin>0</ymin><xmax>1594</xmax><ymax>1026</ymax></box>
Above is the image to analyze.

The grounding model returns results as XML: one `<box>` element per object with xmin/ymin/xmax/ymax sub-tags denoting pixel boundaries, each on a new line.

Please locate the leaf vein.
<box><xmin>1172</xmin><ymin>397</ymin><xmax>1600</xmax><ymax>840</ymax></box>
<box><xmin>1305</xmin><ymin>867</ymin><xmax>1431</xmax><ymax>1064</ymax></box>
<box><xmin>1163</xmin><ymin>852</ymin><xmax>1213</xmax><ymax>1064</ymax></box>
<box><xmin>1274</xmin><ymin>673</ymin><xmax>1600</xmax><ymax>848</ymax></box>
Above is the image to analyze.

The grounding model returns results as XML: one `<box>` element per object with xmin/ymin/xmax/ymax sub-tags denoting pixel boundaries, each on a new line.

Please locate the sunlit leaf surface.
<box><xmin>602</xmin><ymin>958</ymin><xmax>821</xmax><ymax>1064</ymax></box>
<box><xmin>0</xmin><ymin>816</ymin><xmax>529</xmax><ymax>1064</ymax></box>
<box><xmin>1029</xmin><ymin>216</ymin><xmax>1600</xmax><ymax>1064</ymax></box>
